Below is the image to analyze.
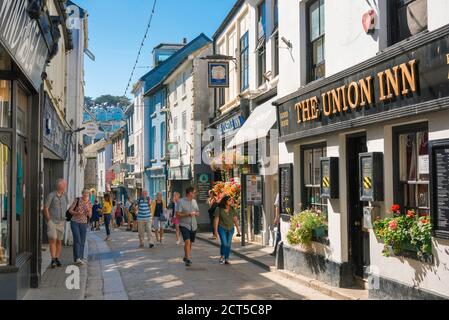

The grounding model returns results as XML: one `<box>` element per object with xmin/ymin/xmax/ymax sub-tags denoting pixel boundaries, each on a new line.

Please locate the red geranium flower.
<box><xmin>391</xmin><ymin>204</ymin><xmax>400</xmax><ymax>213</ymax></box>
<box><xmin>389</xmin><ymin>220</ymin><xmax>398</xmax><ymax>231</ymax></box>
<box><xmin>406</xmin><ymin>210</ymin><xmax>415</xmax><ymax>219</ymax></box>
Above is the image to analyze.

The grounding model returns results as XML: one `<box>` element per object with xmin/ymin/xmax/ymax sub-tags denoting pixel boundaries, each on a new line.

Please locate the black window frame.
<box><xmin>306</xmin><ymin>0</ymin><xmax>325</xmax><ymax>83</ymax></box>
<box><xmin>388</xmin><ymin>0</ymin><xmax>428</xmax><ymax>46</ymax></box>
<box><xmin>300</xmin><ymin>142</ymin><xmax>328</xmax><ymax>214</ymax></box>
<box><xmin>257</xmin><ymin>0</ymin><xmax>267</xmax><ymax>87</ymax></box>
<box><xmin>393</xmin><ymin>122</ymin><xmax>429</xmax><ymax>215</ymax></box>
<box><xmin>240</xmin><ymin>31</ymin><xmax>249</xmax><ymax>92</ymax></box>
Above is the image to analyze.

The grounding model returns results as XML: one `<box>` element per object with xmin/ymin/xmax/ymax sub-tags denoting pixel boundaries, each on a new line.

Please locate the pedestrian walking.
<box><xmin>114</xmin><ymin>202</ymin><xmax>124</xmax><ymax>228</ymax></box>
<box><xmin>213</xmin><ymin>195</ymin><xmax>238</xmax><ymax>265</ymax></box>
<box><xmin>151</xmin><ymin>192</ymin><xmax>166</xmax><ymax>244</ymax></box>
<box><xmin>176</xmin><ymin>187</ymin><xmax>200</xmax><ymax>267</ymax></box>
<box><xmin>102</xmin><ymin>194</ymin><xmax>113</xmax><ymax>241</ymax></box>
<box><xmin>207</xmin><ymin>190</ymin><xmax>219</xmax><ymax>240</ymax></box>
<box><xmin>271</xmin><ymin>193</ymin><xmax>281</xmax><ymax>257</ymax></box>
<box><xmin>68</xmin><ymin>189</ymin><xmax>92</xmax><ymax>266</ymax></box>
<box><xmin>43</xmin><ymin>179</ymin><xmax>69</xmax><ymax>269</ymax></box>
<box><xmin>125</xmin><ymin>196</ymin><xmax>133</xmax><ymax>231</ymax></box>
<box><xmin>91</xmin><ymin>199</ymin><xmax>102</xmax><ymax>231</ymax></box>
<box><xmin>168</xmin><ymin>192</ymin><xmax>181</xmax><ymax>245</ymax></box>
<box><xmin>137</xmin><ymin>190</ymin><xmax>154</xmax><ymax>249</ymax></box>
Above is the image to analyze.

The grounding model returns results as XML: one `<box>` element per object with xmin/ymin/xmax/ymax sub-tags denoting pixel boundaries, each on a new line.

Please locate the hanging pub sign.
<box><xmin>0</xmin><ymin>0</ymin><xmax>51</xmax><ymax>89</ymax></box>
<box><xmin>245</xmin><ymin>175</ymin><xmax>263</xmax><ymax>206</ymax></box>
<box><xmin>277</xmin><ymin>32</ymin><xmax>449</xmax><ymax>141</ymax></box>
<box><xmin>279</xmin><ymin>164</ymin><xmax>294</xmax><ymax>215</ymax></box>
<box><xmin>359</xmin><ymin>152</ymin><xmax>383</xmax><ymax>202</ymax></box>
<box><xmin>429</xmin><ymin>139</ymin><xmax>449</xmax><ymax>240</ymax></box>
<box><xmin>320</xmin><ymin>157</ymin><xmax>339</xmax><ymax>199</ymax></box>
<box><xmin>208</xmin><ymin>61</ymin><xmax>229</xmax><ymax>88</ymax></box>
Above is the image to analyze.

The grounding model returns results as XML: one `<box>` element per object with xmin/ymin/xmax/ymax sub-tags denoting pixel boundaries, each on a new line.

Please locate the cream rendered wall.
<box><xmin>428</xmin><ymin>0</ymin><xmax>449</xmax><ymax>31</ymax></box>
<box><xmin>369</xmin><ymin>110</ymin><xmax>449</xmax><ymax>298</ymax></box>
<box><xmin>325</xmin><ymin>0</ymin><xmax>382</xmax><ymax>77</ymax></box>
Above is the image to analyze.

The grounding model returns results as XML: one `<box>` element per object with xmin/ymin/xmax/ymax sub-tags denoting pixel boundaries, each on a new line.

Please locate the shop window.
<box><xmin>307</xmin><ymin>0</ymin><xmax>325</xmax><ymax>83</ymax></box>
<box><xmin>302</xmin><ymin>144</ymin><xmax>327</xmax><ymax>213</ymax></box>
<box><xmin>0</xmin><ymin>80</ymin><xmax>11</xmax><ymax>128</ymax></box>
<box><xmin>0</xmin><ymin>140</ymin><xmax>10</xmax><ymax>265</ymax></box>
<box><xmin>389</xmin><ymin>0</ymin><xmax>428</xmax><ymax>45</ymax></box>
<box><xmin>240</xmin><ymin>32</ymin><xmax>249</xmax><ymax>92</ymax></box>
<box><xmin>257</xmin><ymin>1</ymin><xmax>267</xmax><ymax>87</ymax></box>
<box><xmin>394</xmin><ymin>124</ymin><xmax>430</xmax><ymax>215</ymax></box>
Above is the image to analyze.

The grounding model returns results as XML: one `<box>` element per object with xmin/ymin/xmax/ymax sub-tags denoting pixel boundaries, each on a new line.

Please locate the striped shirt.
<box><xmin>137</xmin><ymin>197</ymin><xmax>151</xmax><ymax>221</ymax></box>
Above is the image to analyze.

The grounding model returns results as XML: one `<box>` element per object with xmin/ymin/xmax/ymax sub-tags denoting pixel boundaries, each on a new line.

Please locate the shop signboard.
<box><xmin>218</xmin><ymin>115</ymin><xmax>245</xmax><ymax>138</ymax></box>
<box><xmin>208</xmin><ymin>61</ymin><xmax>229</xmax><ymax>88</ymax></box>
<box><xmin>277</xmin><ymin>34</ymin><xmax>449</xmax><ymax>142</ymax></box>
<box><xmin>279</xmin><ymin>164</ymin><xmax>294</xmax><ymax>216</ymax></box>
<box><xmin>196</xmin><ymin>173</ymin><xmax>211</xmax><ymax>203</ymax></box>
<box><xmin>0</xmin><ymin>0</ymin><xmax>50</xmax><ymax>89</ymax></box>
<box><xmin>430</xmin><ymin>139</ymin><xmax>449</xmax><ymax>240</ymax></box>
<box><xmin>245</xmin><ymin>175</ymin><xmax>263</xmax><ymax>206</ymax></box>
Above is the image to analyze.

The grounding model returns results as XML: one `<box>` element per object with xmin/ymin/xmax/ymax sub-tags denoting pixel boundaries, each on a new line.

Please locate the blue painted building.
<box><xmin>140</xmin><ymin>34</ymin><xmax>211</xmax><ymax>200</ymax></box>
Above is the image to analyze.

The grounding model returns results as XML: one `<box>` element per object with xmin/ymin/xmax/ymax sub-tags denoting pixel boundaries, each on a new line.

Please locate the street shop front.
<box><xmin>0</xmin><ymin>0</ymin><xmax>61</xmax><ymax>299</ymax></box>
<box><xmin>274</xmin><ymin>25</ymin><xmax>449</xmax><ymax>299</ymax></box>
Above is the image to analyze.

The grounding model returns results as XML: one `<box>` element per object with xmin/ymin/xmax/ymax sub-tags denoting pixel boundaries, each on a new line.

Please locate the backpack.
<box><xmin>66</xmin><ymin>198</ymin><xmax>80</xmax><ymax>222</ymax></box>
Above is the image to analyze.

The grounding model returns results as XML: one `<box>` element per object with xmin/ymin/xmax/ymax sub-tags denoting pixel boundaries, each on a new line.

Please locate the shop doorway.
<box><xmin>346</xmin><ymin>134</ymin><xmax>370</xmax><ymax>280</ymax></box>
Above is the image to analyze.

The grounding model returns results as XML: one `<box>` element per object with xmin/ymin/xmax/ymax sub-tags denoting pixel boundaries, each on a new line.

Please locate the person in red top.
<box><xmin>69</xmin><ymin>189</ymin><xmax>92</xmax><ymax>265</ymax></box>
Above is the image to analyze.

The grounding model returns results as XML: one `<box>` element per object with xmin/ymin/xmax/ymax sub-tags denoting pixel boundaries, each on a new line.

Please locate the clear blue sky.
<box><xmin>74</xmin><ymin>0</ymin><xmax>235</xmax><ymax>99</ymax></box>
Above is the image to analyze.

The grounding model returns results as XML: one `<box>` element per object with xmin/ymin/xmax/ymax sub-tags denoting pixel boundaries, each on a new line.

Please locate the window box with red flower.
<box><xmin>373</xmin><ymin>205</ymin><xmax>433</xmax><ymax>262</ymax></box>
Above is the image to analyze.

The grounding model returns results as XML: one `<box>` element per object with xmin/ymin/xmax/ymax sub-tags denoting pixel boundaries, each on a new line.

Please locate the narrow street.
<box><xmin>84</xmin><ymin>228</ymin><xmax>333</xmax><ymax>300</ymax></box>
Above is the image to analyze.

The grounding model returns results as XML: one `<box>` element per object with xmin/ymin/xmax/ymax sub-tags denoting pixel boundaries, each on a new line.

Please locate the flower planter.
<box><xmin>313</xmin><ymin>226</ymin><xmax>326</xmax><ymax>239</ymax></box>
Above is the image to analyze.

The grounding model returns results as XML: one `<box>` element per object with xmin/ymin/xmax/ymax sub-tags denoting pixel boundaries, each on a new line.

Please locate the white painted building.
<box><xmin>210</xmin><ymin>0</ymin><xmax>281</xmax><ymax>245</ymax></box>
<box><xmin>275</xmin><ymin>0</ymin><xmax>449</xmax><ymax>299</ymax></box>
<box><xmin>131</xmin><ymin>81</ymin><xmax>146</xmax><ymax>196</ymax></box>
<box><xmin>97</xmin><ymin>142</ymin><xmax>113</xmax><ymax>198</ymax></box>
<box><xmin>164</xmin><ymin>41</ymin><xmax>213</xmax><ymax>227</ymax></box>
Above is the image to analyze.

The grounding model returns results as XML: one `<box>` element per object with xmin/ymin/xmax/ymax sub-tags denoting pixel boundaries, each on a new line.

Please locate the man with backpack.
<box><xmin>137</xmin><ymin>191</ymin><xmax>154</xmax><ymax>248</ymax></box>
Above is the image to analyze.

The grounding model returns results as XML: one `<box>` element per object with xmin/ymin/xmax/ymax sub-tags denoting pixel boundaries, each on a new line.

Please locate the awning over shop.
<box><xmin>227</xmin><ymin>100</ymin><xmax>277</xmax><ymax>149</ymax></box>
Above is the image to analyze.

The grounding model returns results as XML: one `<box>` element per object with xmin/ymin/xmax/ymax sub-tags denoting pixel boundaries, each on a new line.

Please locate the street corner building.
<box><xmin>273</xmin><ymin>0</ymin><xmax>449</xmax><ymax>300</ymax></box>
<box><xmin>0</xmin><ymin>0</ymin><xmax>88</xmax><ymax>299</ymax></box>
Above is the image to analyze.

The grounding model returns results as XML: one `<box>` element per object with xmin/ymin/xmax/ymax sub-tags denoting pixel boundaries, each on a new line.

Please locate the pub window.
<box><xmin>389</xmin><ymin>0</ymin><xmax>428</xmax><ymax>45</ymax></box>
<box><xmin>160</xmin><ymin>122</ymin><xmax>166</xmax><ymax>158</ymax></box>
<box><xmin>240</xmin><ymin>32</ymin><xmax>249</xmax><ymax>92</ymax></box>
<box><xmin>307</xmin><ymin>0</ymin><xmax>325</xmax><ymax>83</ymax></box>
<box><xmin>394</xmin><ymin>124</ymin><xmax>430</xmax><ymax>216</ymax></box>
<box><xmin>302</xmin><ymin>144</ymin><xmax>328</xmax><ymax>213</ymax></box>
<box><xmin>272</xmin><ymin>0</ymin><xmax>280</xmax><ymax>77</ymax></box>
<box><xmin>257</xmin><ymin>0</ymin><xmax>267</xmax><ymax>87</ymax></box>
<box><xmin>218</xmin><ymin>88</ymin><xmax>226</xmax><ymax>108</ymax></box>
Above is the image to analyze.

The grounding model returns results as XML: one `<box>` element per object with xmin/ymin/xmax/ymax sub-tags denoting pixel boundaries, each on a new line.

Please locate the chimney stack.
<box><xmin>183</xmin><ymin>38</ymin><xmax>187</xmax><ymax>44</ymax></box>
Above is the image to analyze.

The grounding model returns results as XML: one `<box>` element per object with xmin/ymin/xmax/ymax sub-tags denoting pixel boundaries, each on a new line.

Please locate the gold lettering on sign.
<box><xmin>385</xmin><ymin>66</ymin><xmax>400</xmax><ymax>99</ymax></box>
<box><xmin>447</xmin><ymin>54</ymin><xmax>449</xmax><ymax>79</ymax></box>
<box><xmin>294</xmin><ymin>103</ymin><xmax>302</xmax><ymax>124</ymax></box>
<box><xmin>331</xmin><ymin>89</ymin><xmax>342</xmax><ymax>114</ymax></box>
<box><xmin>310</xmin><ymin>96</ymin><xmax>320</xmax><ymax>119</ymax></box>
<box><xmin>348</xmin><ymin>82</ymin><xmax>360</xmax><ymax>110</ymax></box>
<box><xmin>400</xmin><ymin>60</ymin><xmax>417</xmax><ymax>96</ymax></box>
<box><xmin>322</xmin><ymin>92</ymin><xmax>332</xmax><ymax>116</ymax></box>
<box><xmin>359</xmin><ymin>76</ymin><xmax>373</xmax><ymax>106</ymax></box>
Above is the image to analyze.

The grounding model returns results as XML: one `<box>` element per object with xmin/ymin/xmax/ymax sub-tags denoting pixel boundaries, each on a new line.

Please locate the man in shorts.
<box><xmin>176</xmin><ymin>187</ymin><xmax>200</xmax><ymax>267</ymax></box>
<box><xmin>44</xmin><ymin>179</ymin><xmax>69</xmax><ymax>269</ymax></box>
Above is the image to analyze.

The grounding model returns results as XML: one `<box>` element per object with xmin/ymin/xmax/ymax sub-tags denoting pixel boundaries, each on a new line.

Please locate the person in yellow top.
<box><xmin>102</xmin><ymin>194</ymin><xmax>113</xmax><ymax>241</ymax></box>
<box><xmin>151</xmin><ymin>192</ymin><xmax>166</xmax><ymax>244</ymax></box>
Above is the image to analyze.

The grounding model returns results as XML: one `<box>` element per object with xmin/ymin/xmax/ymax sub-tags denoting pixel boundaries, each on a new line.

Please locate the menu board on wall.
<box><xmin>430</xmin><ymin>140</ymin><xmax>449</xmax><ymax>239</ymax></box>
<box><xmin>279</xmin><ymin>164</ymin><xmax>294</xmax><ymax>215</ymax></box>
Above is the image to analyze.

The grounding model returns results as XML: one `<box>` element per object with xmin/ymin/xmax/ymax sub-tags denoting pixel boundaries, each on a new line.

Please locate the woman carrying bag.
<box><xmin>68</xmin><ymin>189</ymin><xmax>92</xmax><ymax>265</ymax></box>
<box><xmin>213</xmin><ymin>195</ymin><xmax>238</xmax><ymax>265</ymax></box>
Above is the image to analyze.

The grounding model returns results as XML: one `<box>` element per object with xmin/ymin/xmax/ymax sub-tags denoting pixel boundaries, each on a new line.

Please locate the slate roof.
<box><xmin>140</xmin><ymin>33</ymin><xmax>211</xmax><ymax>96</ymax></box>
